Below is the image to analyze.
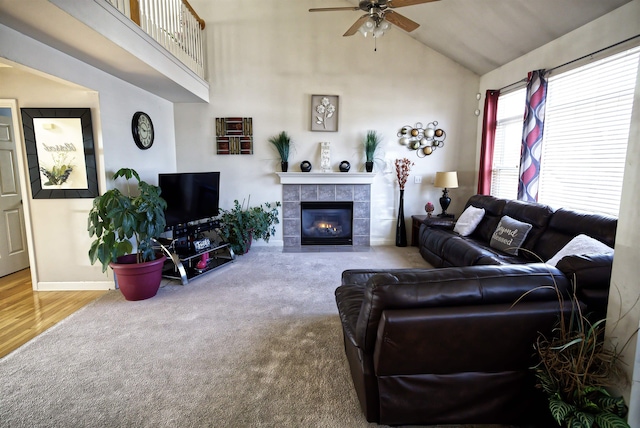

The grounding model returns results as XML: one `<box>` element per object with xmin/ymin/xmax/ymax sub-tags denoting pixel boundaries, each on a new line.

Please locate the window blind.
<box><xmin>538</xmin><ymin>47</ymin><xmax>640</xmax><ymax>216</ymax></box>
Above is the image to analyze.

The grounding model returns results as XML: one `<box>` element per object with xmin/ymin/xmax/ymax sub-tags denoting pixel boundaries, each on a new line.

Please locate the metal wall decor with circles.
<box><xmin>397</xmin><ymin>121</ymin><xmax>446</xmax><ymax>157</ymax></box>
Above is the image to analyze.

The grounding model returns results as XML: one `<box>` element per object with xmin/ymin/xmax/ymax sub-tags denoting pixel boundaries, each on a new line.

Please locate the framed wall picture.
<box><xmin>21</xmin><ymin>108</ymin><xmax>99</xmax><ymax>199</ymax></box>
<box><xmin>215</xmin><ymin>117</ymin><xmax>253</xmax><ymax>155</ymax></box>
<box><xmin>311</xmin><ymin>95</ymin><xmax>339</xmax><ymax>132</ymax></box>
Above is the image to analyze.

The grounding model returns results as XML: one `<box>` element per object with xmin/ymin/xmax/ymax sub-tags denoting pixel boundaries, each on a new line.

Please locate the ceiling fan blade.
<box><xmin>343</xmin><ymin>15</ymin><xmax>370</xmax><ymax>37</ymax></box>
<box><xmin>388</xmin><ymin>0</ymin><xmax>439</xmax><ymax>8</ymax></box>
<box><xmin>384</xmin><ymin>10</ymin><xmax>420</xmax><ymax>32</ymax></box>
<box><xmin>309</xmin><ymin>7</ymin><xmax>360</xmax><ymax>12</ymax></box>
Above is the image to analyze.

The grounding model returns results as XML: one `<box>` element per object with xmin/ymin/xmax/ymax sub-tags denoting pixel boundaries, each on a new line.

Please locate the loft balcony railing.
<box><xmin>106</xmin><ymin>0</ymin><xmax>206</xmax><ymax>79</ymax></box>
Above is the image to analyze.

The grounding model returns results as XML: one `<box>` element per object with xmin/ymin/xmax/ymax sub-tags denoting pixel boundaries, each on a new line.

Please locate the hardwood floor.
<box><xmin>0</xmin><ymin>269</ymin><xmax>107</xmax><ymax>358</ymax></box>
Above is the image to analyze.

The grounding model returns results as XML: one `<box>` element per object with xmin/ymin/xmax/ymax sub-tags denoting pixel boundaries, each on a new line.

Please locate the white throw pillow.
<box><xmin>546</xmin><ymin>234</ymin><xmax>614</xmax><ymax>267</ymax></box>
<box><xmin>453</xmin><ymin>206</ymin><xmax>485</xmax><ymax>237</ymax></box>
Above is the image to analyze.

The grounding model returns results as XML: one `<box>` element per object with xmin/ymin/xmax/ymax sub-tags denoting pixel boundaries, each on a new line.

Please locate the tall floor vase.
<box><xmin>396</xmin><ymin>189</ymin><xmax>407</xmax><ymax>247</ymax></box>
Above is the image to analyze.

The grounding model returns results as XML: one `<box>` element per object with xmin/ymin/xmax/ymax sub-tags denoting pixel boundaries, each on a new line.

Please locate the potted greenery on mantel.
<box><xmin>218</xmin><ymin>197</ymin><xmax>281</xmax><ymax>255</ymax></box>
<box><xmin>87</xmin><ymin>168</ymin><xmax>167</xmax><ymax>301</ymax></box>
<box><xmin>364</xmin><ymin>130</ymin><xmax>383</xmax><ymax>172</ymax></box>
<box><xmin>268</xmin><ymin>131</ymin><xmax>292</xmax><ymax>172</ymax></box>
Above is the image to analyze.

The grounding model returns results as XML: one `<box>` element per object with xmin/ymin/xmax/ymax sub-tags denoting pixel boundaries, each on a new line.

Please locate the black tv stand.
<box><xmin>155</xmin><ymin>219</ymin><xmax>235</xmax><ymax>285</ymax></box>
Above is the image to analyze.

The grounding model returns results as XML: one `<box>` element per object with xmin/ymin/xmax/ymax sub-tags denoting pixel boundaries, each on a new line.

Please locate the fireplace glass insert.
<box><xmin>300</xmin><ymin>201</ymin><xmax>353</xmax><ymax>245</ymax></box>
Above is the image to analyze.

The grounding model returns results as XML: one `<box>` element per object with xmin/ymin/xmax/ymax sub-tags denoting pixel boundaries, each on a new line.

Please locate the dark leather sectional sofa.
<box><xmin>335</xmin><ymin>194</ymin><xmax>617</xmax><ymax>426</ymax></box>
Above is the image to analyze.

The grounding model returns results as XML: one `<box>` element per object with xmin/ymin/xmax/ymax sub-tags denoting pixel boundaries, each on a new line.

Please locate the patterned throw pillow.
<box><xmin>489</xmin><ymin>215</ymin><xmax>533</xmax><ymax>256</ymax></box>
<box><xmin>453</xmin><ymin>206</ymin><xmax>485</xmax><ymax>237</ymax></box>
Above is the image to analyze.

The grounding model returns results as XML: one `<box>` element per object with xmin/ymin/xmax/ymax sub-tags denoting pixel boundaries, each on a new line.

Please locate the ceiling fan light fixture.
<box><xmin>359</xmin><ymin>16</ymin><xmax>390</xmax><ymax>38</ymax></box>
<box><xmin>373</xmin><ymin>19</ymin><xmax>390</xmax><ymax>37</ymax></box>
<box><xmin>358</xmin><ymin>17</ymin><xmax>376</xmax><ymax>37</ymax></box>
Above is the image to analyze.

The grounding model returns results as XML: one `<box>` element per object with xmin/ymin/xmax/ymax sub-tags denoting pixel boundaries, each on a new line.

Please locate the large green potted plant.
<box><xmin>364</xmin><ymin>130</ymin><xmax>383</xmax><ymax>172</ymax></box>
<box><xmin>268</xmin><ymin>131</ymin><xmax>292</xmax><ymax>172</ymax></box>
<box><xmin>88</xmin><ymin>168</ymin><xmax>167</xmax><ymax>301</ymax></box>
<box><xmin>218</xmin><ymin>197</ymin><xmax>281</xmax><ymax>254</ymax></box>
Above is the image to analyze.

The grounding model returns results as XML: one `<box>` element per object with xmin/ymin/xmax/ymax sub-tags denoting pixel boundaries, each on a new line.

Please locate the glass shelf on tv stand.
<box><xmin>154</xmin><ymin>237</ymin><xmax>236</xmax><ymax>285</ymax></box>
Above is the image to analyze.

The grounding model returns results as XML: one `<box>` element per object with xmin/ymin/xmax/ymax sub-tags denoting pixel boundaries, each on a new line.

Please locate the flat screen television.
<box><xmin>158</xmin><ymin>172</ymin><xmax>220</xmax><ymax>228</ymax></box>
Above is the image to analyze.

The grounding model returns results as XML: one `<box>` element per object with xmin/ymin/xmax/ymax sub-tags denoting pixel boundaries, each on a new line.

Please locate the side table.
<box><xmin>411</xmin><ymin>214</ymin><xmax>456</xmax><ymax>246</ymax></box>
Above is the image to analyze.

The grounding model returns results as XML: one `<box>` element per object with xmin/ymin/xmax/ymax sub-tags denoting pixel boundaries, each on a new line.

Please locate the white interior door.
<box><xmin>0</xmin><ymin>110</ymin><xmax>29</xmax><ymax>277</ymax></box>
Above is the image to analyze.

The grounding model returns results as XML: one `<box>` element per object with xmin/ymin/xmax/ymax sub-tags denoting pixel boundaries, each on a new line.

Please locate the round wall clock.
<box><xmin>131</xmin><ymin>111</ymin><xmax>154</xmax><ymax>150</ymax></box>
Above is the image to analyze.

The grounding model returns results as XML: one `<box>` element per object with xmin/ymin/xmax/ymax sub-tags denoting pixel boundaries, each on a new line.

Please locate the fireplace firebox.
<box><xmin>301</xmin><ymin>201</ymin><xmax>353</xmax><ymax>245</ymax></box>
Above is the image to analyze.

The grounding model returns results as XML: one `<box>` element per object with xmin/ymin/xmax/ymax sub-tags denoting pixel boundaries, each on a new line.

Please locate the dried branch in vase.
<box><xmin>395</xmin><ymin>158</ymin><xmax>414</xmax><ymax>190</ymax></box>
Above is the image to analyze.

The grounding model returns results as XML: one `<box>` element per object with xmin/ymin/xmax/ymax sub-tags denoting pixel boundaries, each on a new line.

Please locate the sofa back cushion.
<box><xmin>502</xmin><ymin>199</ymin><xmax>554</xmax><ymax>257</ymax></box>
<box><xmin>354</xmin><ymin>264</ymin><xmax>569</xmax><ymax>353</ymax></box>
<box><xmin>465</xmin><ymin>195</ymin><xmax>506</xmax><ymax>243</ymax></box>
<box><xmin>533</xmin><ymin>208</ymin><xmax>617</xmax><ymax>261</ymax></box>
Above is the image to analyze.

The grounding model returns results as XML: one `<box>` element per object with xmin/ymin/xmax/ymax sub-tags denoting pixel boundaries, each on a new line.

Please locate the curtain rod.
<box><xmin>497</xmin><ymin>34</ymin><xmax>640</xmax><ymax>92</ymax></box>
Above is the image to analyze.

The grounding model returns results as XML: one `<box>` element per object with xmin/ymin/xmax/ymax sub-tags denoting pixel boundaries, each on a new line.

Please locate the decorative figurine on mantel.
<box><xmin>425</xmin><ymin>202</ymin><xmax>435</xmax><ymax>217</ymax></box>
<box><xmin>320</xmin><ymin>142</ymin><xmax>331</xmax><ymax>172</ymax></box>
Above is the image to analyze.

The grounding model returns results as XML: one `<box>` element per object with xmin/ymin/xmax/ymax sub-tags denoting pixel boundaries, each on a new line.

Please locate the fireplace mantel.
<box><xmin>276</xmin><ymin>172</ymin><xmax>375</xmax><ymax>185</ymax></box>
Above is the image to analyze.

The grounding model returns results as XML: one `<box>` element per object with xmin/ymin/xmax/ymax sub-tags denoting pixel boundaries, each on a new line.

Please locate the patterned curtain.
<box><xmin>477</xmin><ymin>90</ymin><xmax>500</xmax><ymax>194</ymax></box>
<box><xmin>517</xmin><ymin>70</ymin><xmax>548</xmax><ymax>201</ymax></box>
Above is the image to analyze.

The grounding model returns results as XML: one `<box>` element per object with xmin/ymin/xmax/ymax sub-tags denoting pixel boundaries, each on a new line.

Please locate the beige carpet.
<box><xmin>1</xmin><ymin>246</ymin><xmax>527</xmax><ymax>427</ymax></box>
<box><xmin>2</xmin><ymin>246</ymin><xmax>449</xmax><ymax>428</ymax></box>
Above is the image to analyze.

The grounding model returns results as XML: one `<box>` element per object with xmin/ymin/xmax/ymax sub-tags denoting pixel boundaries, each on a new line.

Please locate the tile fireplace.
<box><xmin>277</xmin><ymin>173</ymin><xmax>374</xmax><ymax>249</ymax></box>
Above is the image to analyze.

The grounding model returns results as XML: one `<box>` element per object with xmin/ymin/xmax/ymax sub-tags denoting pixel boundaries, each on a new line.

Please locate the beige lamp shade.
<box><xmin>434</xmin><ymin>171</ymin><xmax>458</xmax><ymax>189</ymax></box>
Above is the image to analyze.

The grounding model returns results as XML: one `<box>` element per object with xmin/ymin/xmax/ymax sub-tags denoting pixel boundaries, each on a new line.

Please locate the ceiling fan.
<box><xmin>309</xmin><ymin>0</ymin><xmax>440</xmax><ymax>37</ymax></box>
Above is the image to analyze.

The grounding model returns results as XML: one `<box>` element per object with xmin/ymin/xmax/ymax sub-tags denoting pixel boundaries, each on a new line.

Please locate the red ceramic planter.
<box><xmin>110</xmin><ymin>254</ymin><xmax>166</xmax><ymax>301</ymax></box>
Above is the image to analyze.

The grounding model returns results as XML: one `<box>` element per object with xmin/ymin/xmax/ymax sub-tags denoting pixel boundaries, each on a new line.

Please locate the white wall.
<box><xmin>479</xmin><ymin>0</ymin><xmax>640</xmax><ymax>416</ymax></box>
<box><xmin>175</xmin><ymin>0</ymin><xmax>480</xmax><ymax>245</ymax></box>
<box><xmin>607</xmin><ymin>53</ymin><xmax>640</xmax><ymax>426</ymax></box>
<box><xmin>0</xmin><ymin>23</ymin><xmax>177</xmax><ymax>290</ymax></box>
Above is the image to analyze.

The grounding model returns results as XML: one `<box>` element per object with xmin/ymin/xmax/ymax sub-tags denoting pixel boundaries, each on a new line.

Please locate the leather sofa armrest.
<box><xmin>342</xmin><ymin>270</ymin><xmax>400</xmax><ymax>287</ymax></box>
<box><xmin>555</xmin><ymin>253</ymin><xmax>613</xmax><ymax>290</ymax></box>
<box><xmin>422</xmin><ymin>217</ymin><xmax>456</xmax><ymax>229</ymax></box>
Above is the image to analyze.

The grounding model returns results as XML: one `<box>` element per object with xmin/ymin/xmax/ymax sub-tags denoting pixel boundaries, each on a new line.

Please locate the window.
<box><xmin>538</xmin><ymin>47</ymin><xmax>639</xmax><ymax>216</ymax></box>
<box><xmin>490</xmin><ymin>46</ymin><xmax>640</xmax><ymax>216</ymax></box>
<box><xmin>491</xmin><ymin>88</ymin><xmax>525</xmax><ymax>200</ymax></box>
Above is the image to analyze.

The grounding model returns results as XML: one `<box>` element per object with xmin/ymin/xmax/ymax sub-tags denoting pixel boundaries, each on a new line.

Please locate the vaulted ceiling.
<box><xmin>0</xmin><ymin>0</ymin><xmax>633</xmax><ymax>100</ymax></box>
<box><xmin>340</xmin><ymin>0</ymin><xmax>632</xmax><ymax>74</ymax></box>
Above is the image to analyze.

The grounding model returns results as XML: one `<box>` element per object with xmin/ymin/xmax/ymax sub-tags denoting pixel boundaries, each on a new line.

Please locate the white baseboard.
<box><xmin>35</xmin><ymin>281</ymin><xmax>115</xmax><ymax>291</ymax></box>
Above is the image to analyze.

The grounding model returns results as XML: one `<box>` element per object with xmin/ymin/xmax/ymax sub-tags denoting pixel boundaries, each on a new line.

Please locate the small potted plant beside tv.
<box><xmin>268</xmin><ymin>131</ymin><xmax>292</xmax><ymax>172</ymax></box>
<box><xmin>218</xmin><ymin>197</ymin><xmax>281</xmax><ymax>255</ymax></box>
<box><xmin>88</xmin><ymin>168</ymin><xmax>167</xmax><ymax>301</ymax></box>
<box><xmin>364</xmin><ymin>130</ymin><xmax>383</xmax><ymax>172</ymax></box>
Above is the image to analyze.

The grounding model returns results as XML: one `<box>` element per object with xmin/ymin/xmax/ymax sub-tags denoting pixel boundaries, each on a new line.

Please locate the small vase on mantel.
<box><xmin>365</xmin><ymin>161</ymin><xmax>374</xmax><ymax>173</ymax></box>
<box><xmin>395</xmin><ymin>189</ymin><xmax>407</xmax><ymax>247</ymax></box>
<box><xmin>281</xmin><ymin>161</ymin><xmax>288</xmax><ymax>172</ymax></box>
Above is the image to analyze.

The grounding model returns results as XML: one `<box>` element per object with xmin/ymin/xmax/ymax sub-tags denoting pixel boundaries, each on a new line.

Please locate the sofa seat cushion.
<box><xmin>442</xmin><ymin>236</ymin><xmax>501</xmax><ymax>266</ymax></box>
<box><xmin>440</xmin><ymin>235</ymin><xmax>528</xmax><ymax>267</ymax></box>
<box><xmin>420</xmin><ymin>227</ymin><xmax>459</xmax><ymax>267</ymax></box>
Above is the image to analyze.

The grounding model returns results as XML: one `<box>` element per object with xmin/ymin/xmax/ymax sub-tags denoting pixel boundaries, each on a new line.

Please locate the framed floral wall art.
<box><xmin>311</xmin><ymin>95</ymin><xmax>339</xmax><ymax>132</ymax></box>
<box><xmin>21</xmin><ymin>108</ymin><xmax>99</xmax><ymax>199</ymax></box>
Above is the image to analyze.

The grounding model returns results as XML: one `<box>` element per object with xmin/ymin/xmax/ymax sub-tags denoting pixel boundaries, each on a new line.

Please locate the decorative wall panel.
<box><xmin>215</xmin><ymin>117</ymin><xmax>253</xmax><ymax>155</ymax></box>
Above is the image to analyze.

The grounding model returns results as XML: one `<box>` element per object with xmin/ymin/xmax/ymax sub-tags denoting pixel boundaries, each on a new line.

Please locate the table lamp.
<box><xmin>434</xmin><ymin>171</ymin><xmax>458</xmax><ymax>218</ymax></box>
